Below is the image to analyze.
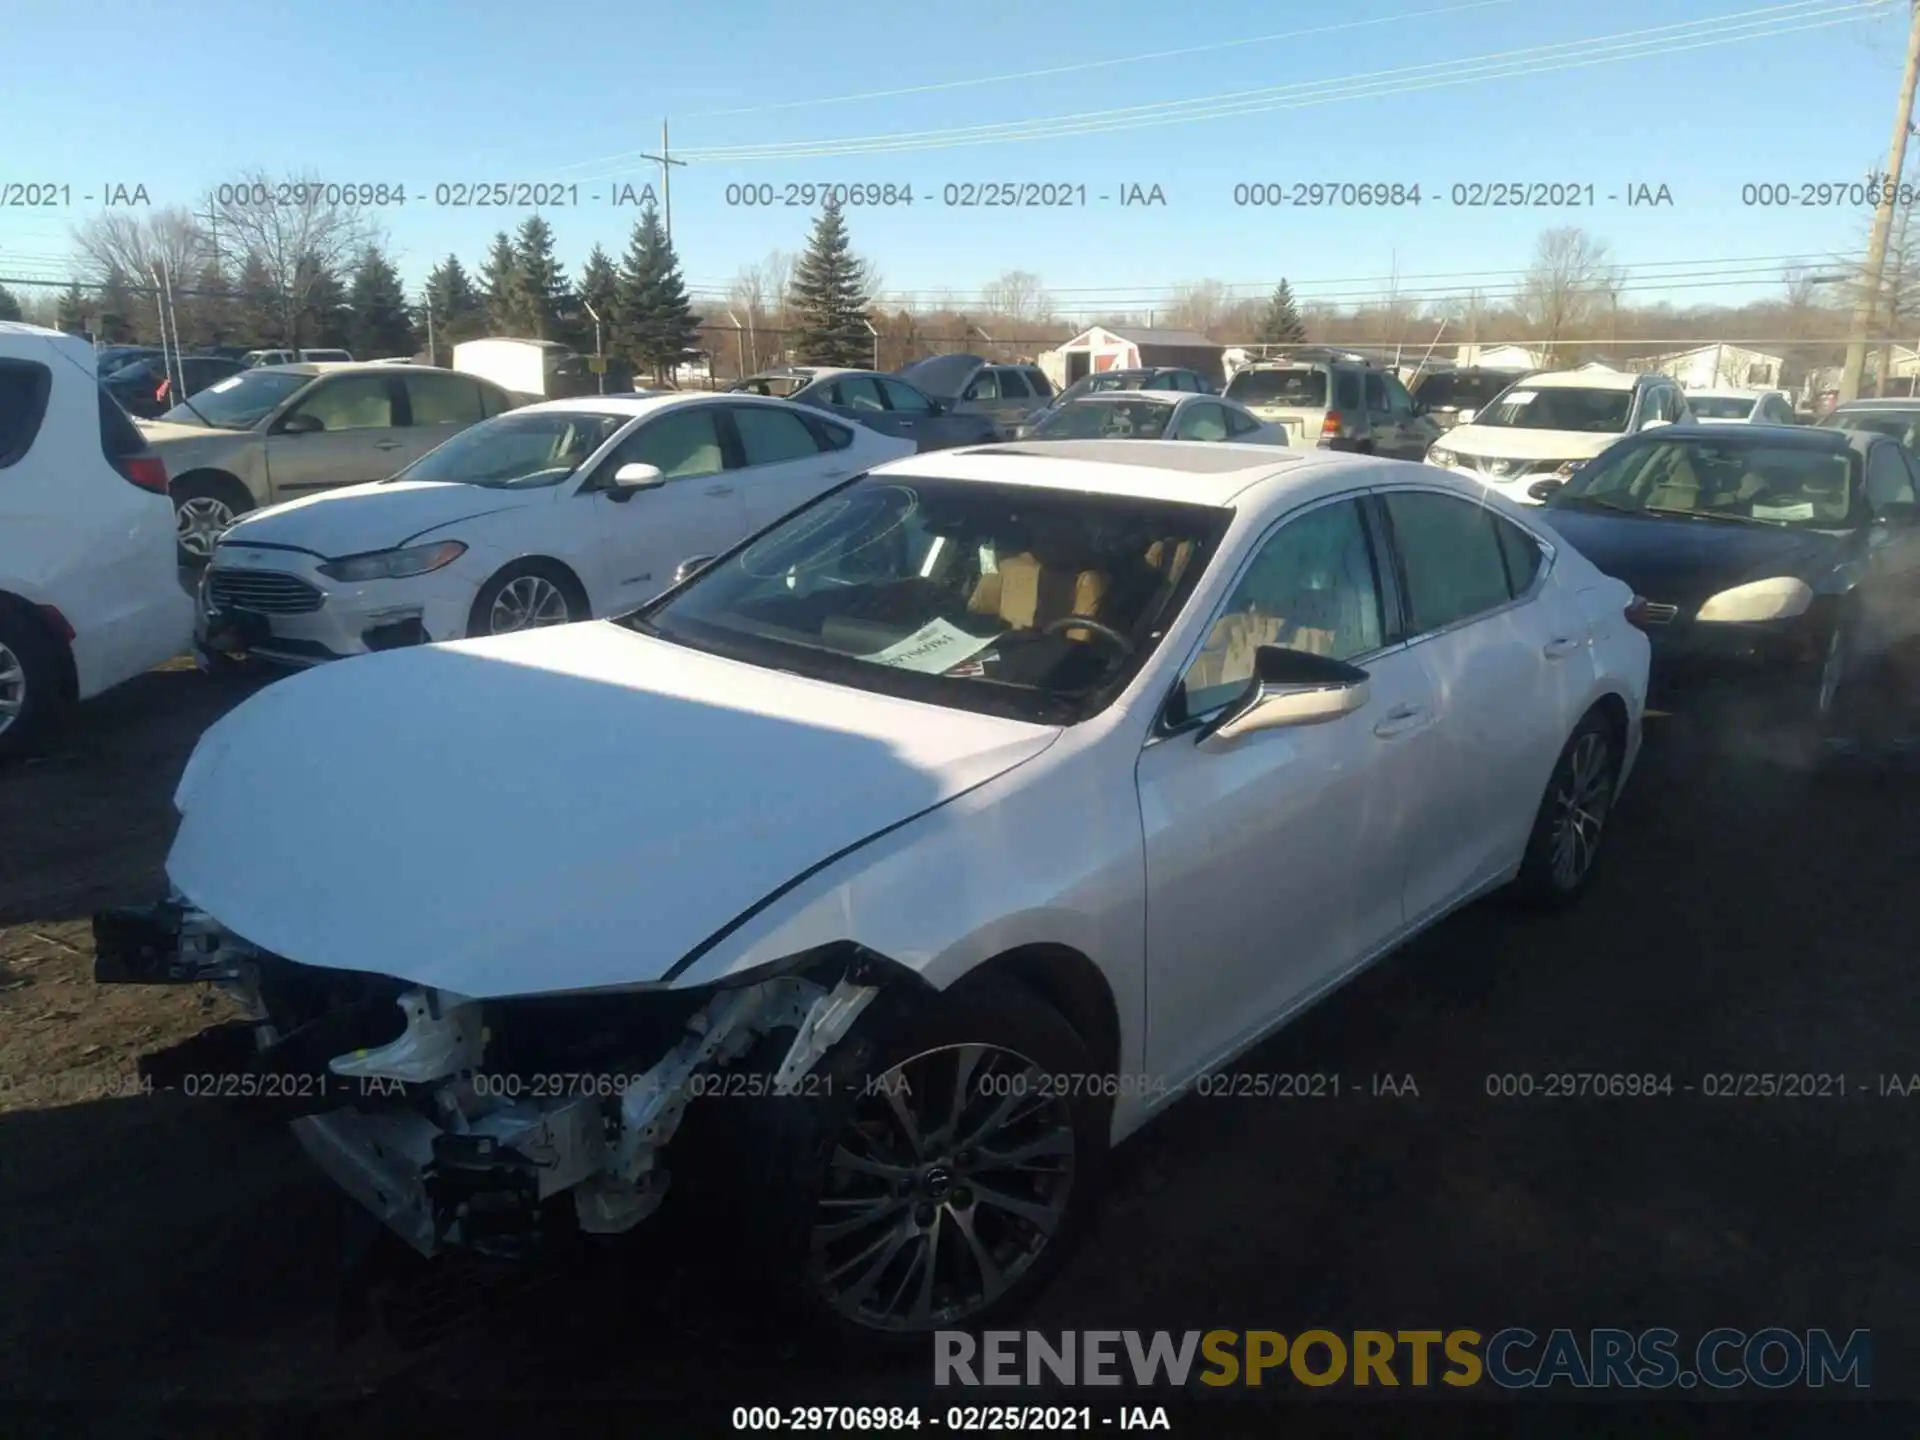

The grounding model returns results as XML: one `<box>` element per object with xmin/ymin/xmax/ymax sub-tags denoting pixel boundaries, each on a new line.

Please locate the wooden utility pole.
<box><xmin>637</xmin><ymin>118</ymin><xmax>687</xmax><ymax>244</ymax></box>
<box><xmin>1841</xmin><ymin>0</ymin><xmax>1920</xmax><ymax>401</ymax></box>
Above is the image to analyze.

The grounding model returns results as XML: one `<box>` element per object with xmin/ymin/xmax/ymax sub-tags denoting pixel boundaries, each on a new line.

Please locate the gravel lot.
<box><xmin>3</xmin><ymin>661</ymin><xmax>1918</xmax><ymax>1421</ymax></box>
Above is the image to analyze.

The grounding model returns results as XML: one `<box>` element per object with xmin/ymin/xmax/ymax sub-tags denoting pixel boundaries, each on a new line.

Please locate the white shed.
<box><xmin>1646</xmin><ymin>343</ymin><xmax>1784</xmax><ymax>389</ymax></box>
<box><xmin>1454</xmin><ymin>344</ymin><xmax>1543</xmax><ymax>369</ymax></box>
<box><xmin>1040</xmin><ymin>326</ymin><xmax>1225</xmax><ymax>387</ymax></box>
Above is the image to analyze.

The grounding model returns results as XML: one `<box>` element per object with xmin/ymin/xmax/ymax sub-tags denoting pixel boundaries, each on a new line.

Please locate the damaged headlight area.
<box><xmin>93</xmin><ymin>898</ymin><xmax>915</xmax><ymax>1261</ymax></box>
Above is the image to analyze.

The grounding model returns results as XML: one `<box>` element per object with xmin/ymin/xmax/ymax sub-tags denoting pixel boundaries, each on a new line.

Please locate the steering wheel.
<box><xmin>1042</xmin><ymin>615</ymin><xmax>1134</xmax><ymax>653</ymax></box>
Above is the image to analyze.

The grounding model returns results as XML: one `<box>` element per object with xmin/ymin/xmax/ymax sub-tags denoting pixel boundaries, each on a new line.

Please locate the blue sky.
<box><xmin>0</xmin><ymin>0</ymin><xmax>1912</xmax><ymax>319</ymax></box>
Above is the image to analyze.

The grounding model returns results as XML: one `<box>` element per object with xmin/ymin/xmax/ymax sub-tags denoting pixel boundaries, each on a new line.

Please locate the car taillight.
<box><xmin>1321</xmin><ymin>410</ymin><xmax>1343</xmax><ymax>438</ymax></box>
<box><xmin>116</xmin><ymin>453</ymin><xmax>170</xmax><ymax>494</ymax></box>
<box><xmin>1624</xmin><ymin>595</ymin><xmax>1651</xmax><ymax>630</ymax></box>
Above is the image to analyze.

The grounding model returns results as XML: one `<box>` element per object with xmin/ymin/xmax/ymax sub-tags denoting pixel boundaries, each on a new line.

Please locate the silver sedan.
<box><xmin>1021</xmin><ymin>390</ymin><xmax>1287</xmax><ymax>445</ymax></box>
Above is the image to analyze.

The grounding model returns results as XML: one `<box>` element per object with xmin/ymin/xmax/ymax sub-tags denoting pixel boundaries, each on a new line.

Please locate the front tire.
<box><xmin>1512</xmin><ymin>710</ymin><xmax>1620</xmax><ymax>907</ymax></box>
<box><xmin>172</xmin><ymin>473</ymin><xmax>253</xmax><ymax>565</ymax></box>
<box><xmin>466</xmin><ymin>560</ymin><xmax>585</xmax><ymax>638</ymax></box>
<box><xmin>715</xmin><ymin>979</ymin><xmax>1109</xmax><ymax>1354</ymax></box>
<box><xmin>0</xmin><ymin>606</ymin><xmax>70</xmax><ymax>763</ymax></box>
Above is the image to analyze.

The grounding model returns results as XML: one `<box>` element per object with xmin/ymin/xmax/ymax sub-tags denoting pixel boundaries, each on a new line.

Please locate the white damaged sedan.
<box><xmin>98</xmin><ymin>439</ymin><xmax>1648</xmax><ymax>1346</ymax></box>
<box><xmin>194</xmin><ymin>391</ymin><xmax>911</xmax><ymax>668</ymax></box>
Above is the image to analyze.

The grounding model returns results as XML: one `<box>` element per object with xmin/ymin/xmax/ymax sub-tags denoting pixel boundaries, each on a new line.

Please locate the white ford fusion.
<box><xmin>193</xmin><ymin>391</ymin><xmax>912</xmax><ymax>668</ymax></box>
<box><xmin>99</xmin><ymin>439</ymin><xmax>1648</xmax><ymax>1347</ymax></box>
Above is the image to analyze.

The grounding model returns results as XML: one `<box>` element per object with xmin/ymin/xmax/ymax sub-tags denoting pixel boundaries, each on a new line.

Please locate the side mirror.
<box><xmin>1197</xmin><ymin>645</ymin><xmax>1371</xmax><ymax>748</ymax></box>
<box><xmin>1456</xmin><ymin>408</ymin><xmax>1477</xmax><ymax>425</ymax></box>
<box><xmin>1640</xmin><ymin>417</ymin><xmax>1670</xmax><ymax>432</ymax></box>
<box><xmin>611</xmin><ymin>462</ymin><xmax>666</xmax><ymax>492</ymax></box>
<box><xmin>1527</xmin><ymin>478</ymin><xmax>1566</xmax><ymax>502</ymax></box>
<box><xmin>673</xmin><ymin>554</ymin><xmax>716</xmax><ymax>585</ymax></box>
<box><xmin>277</xmin><ymin>412</ymin><xmax>323</xmax><ymax>435</ymax></box>
<box><xmin>926</xmin><ymin>398</ymin><xmax>948</xmax><ymax>415</ymax></box>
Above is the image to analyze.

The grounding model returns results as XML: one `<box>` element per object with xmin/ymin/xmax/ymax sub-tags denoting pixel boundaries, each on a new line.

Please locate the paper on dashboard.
<box><xmin>863</xmin><ymin>617</ymin><xmax>1000</xmax><ymax>673</ymax></box>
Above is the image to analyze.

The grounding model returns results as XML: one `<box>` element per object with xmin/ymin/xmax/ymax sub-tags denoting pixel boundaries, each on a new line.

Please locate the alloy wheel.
<box><xmin>1549</xmin><ymin>730</ymin><xmax>1612</xmax><ymax>890</ymax></box>
<box><xmin>176</xmin><ymin>497</ymin><xmax>236</xmax><ymax>559</ymax></box>
<box><xmin>0</xmin><ymin>640</ymin><xmax>25</xmax><ymax>737</ymax></box>
<box><xmin>809</xmin><ymin>1042</ymin><xmax>1076</xmax><ymax>1333</ymax></box>
<box><xmin>487</xmin><ymin>575</ymin><xmax>571</xmax><ymax>633</ymax></box>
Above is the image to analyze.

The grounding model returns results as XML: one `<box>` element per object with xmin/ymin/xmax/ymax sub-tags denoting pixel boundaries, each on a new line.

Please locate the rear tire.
<box><xmin>0</xmin><ymin>605</ymin><xmax>71</xmax><ymax>763</ymax></box>
<box><xmin>1511</xmin><ymin>709</ymin><xmax>1620</xmax><ymax>908</ymax></box>
<box><xmin>705</xmin><ymin>978</ymin><xmax>1109</xmax><ymax>1357</ymax></box>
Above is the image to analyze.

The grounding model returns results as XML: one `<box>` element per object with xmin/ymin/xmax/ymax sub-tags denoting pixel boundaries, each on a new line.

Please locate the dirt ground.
<box><xmin>4</xmin><ymin>662</ymin><xmax>1919</xmax><ymax>1426</ymax></box>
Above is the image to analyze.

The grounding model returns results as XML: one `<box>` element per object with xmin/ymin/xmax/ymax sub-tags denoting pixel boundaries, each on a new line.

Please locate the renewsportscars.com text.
<box><xmin>934</xmin><ymin>1328</ymin><xmax>1871</xmax><ymax>1390</ymax></box>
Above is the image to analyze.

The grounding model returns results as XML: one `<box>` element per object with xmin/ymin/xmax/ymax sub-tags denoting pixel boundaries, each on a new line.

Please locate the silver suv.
<box><xmin>1223</xmin><ymin>349</ymin><xmax>1440</xmax><ymax>460</ymax></box>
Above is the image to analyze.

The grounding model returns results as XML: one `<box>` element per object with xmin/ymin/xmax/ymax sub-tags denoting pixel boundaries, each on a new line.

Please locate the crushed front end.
<box><xmin>92</xmin><ymin>897</ymin><xmax>889</xmax><ymax>1260</ymax></box>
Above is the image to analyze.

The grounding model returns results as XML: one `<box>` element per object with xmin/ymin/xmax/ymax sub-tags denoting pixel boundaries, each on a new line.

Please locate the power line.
<box><xmin>572</xmin><ymin>0</ymin><xmax>1881</xmax><ymax>168</ymax></box>
<box><xmin>671</xmin><ymin>0</ymin><xmax>1523</xmax><ymax>119</ymax></box>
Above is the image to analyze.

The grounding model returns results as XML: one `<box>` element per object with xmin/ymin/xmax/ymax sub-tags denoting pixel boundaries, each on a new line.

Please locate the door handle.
<box><xmin>704</xmin><ymin>484</ymin><xmax>735</xmax><ymax>497</ymax></box>
<box><xmin>1542</xmin><ymin>636</ymin><xmax>1584</xmax><ymax>659</ymax></box>
<box><xmin>1373</xmin><ymin>704</ymin><xmax>1427</xmax><ymax>738</ymax></box>
<box><xmin>374</xmin><ymin>440</ymin><xmax>404</xmax><ymax>451</ymax></box>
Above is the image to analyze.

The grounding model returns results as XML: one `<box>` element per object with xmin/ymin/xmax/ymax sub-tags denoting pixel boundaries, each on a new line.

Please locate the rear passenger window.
<box><xmin>1335</xmin><ymin>372</ymin><xmax>1362</xmax><ymax>410</ymax></box>
<box><xmin>0</xmin><ymin>360</ymin><xmax>54</xmax><ymax>468</ymax></box>
<box><xmin>803</xmin><ymin>414</ymin><xmax>855</xmax><ymax>451</ymax></box>
<box><xmin>997</xmin><ymin>369</ymin><xmax>1033</xmax><ymax>400</ymax></box>
<box><xmin>1025</xmin><ymin>369</ymin><xmax>1053</xmax><ymax>397</ymax></box>
<box><xmin>1493</xmin><ymin>515</ymin><xmax>1544</xmax><ymax>594</ymax></box>
<box><xmin>1382</xmin><ymin>489</ymin><xmax>1514</xmax><ymax>632</ymax></box>
<box><xmin>98</xmin><ymin>386</ymin><xmax>149</xmax><ymax>464</ymax></box>
<box><xmin>732</xmin><ymin>405</ymin><xmax>822</xmax><ymax>465</ymax></box>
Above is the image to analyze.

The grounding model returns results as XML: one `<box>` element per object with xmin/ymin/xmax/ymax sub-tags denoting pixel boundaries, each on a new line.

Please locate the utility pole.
<box><xmin>424</xmin><ymin>289</ymin><xmax>437</xmax><ymax>367</ymax></box>
<box><xmin>1840</xmin><ymin>0</ymin><xmax>1920</xmax><ymax>402</ymax></box>
<box><xmin>1878</xmin><ymin>190</ymin><xmax>1914</xmax><ymax>395</ymax></box>
<box><xmin>637</xmin><ymin>118</ymin><xmax>688</xmax><ymax>244</ymax></box>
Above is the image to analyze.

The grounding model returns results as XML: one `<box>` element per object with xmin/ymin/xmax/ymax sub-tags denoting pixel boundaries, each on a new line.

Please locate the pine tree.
<box><xmin>56</xmin><ymin>281</ymin><xmax>89</xmax><ymax>335</ymax></box>
<box><xmin>294</xmin><ymin>254</ymin><xmax>350</xmax><ymax>350</ymax></box>
<box><xmin>511</xmin><ymin>215</ymin><xmax>572</xmax><ymax>340</ymax></box>
<box><xmin>614</xmin><ymin>204</ymin><xmax>702</xmax><ymax>384</ymax></box>
<box><xmin>422</xmin><ymin>254</ymin><xmax>484</xmax><ymax>361</ymax></box>
<box><xmin>1256</xmin><ymin>279</ymin><xmax>1308</xmax><ymax>345</ymax></box>
<box><xmin>480</xmin><ymin>231</ymin><xmax>521</xmax><ymax>334</ymax></box>
<box><xmin>97</xmin><ymin>267</ymin><xmax>139</xmax><ymax>344</ymax></box>
<box><xmin>185</xmin><ymin>260</ymin><xmax>235</xmax><ymax>347</ymax></box>
<box><xmin>235</xmin><ymin>252</ymin><xmax>281</xmax><ymax>345</ymax></box>
<box><xmin>348</xmin><ymin>245</ymin><xmax>417</xmax><ymax>358</ymax></box>
<box><xmin>0</xmin><ymin>285</ymin><xmax>21</xmax><ymax>323</ymax></box>
<box><xmin>790</xmin><ymin>198</ymin><xmax>870</xmax><ymax>367</ymax></box>
<box><xmin>575</xmin><ymin>243</ymin><xmax>619</xmax><ymax>356</ymax></box>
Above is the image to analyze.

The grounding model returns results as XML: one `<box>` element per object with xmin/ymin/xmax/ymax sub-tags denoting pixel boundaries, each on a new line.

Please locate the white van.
<box><xmin>0</xmin><ymin>323</ymin><xmax>191</xmax><ymax>759</ymax></box>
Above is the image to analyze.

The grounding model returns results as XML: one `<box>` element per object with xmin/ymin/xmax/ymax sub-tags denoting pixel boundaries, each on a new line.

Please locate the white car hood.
<box><xmin>222</xmin><ymin>480</ymin><xmax>539</xmax><ymax>556</ymax></box>
<box><xmin>168</xmin><ymin>622</ymin><xmax>1060</xmax><ymax>998</ymax></box>
<box><xmin>1441</xmin><ymin>425</ymin><xmax>1628</xmax><ymax>461</ymax></box>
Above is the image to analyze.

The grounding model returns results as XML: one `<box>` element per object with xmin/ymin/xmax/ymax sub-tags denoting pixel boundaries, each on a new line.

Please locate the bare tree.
<box><xmin>208</xmin><ymin>170</ymin><xmax>379</xmax><ymax>350</ymax></box>
<box><xmin>1518</xmin><ymin>226</ymin><xmax>1616</xmax><ymax>363</ymax></box>
<box><xmin>1165</xmin><ymin>279</ymin><xmax>1230</xmax><ymax>335</ymax></box>
<box><xmin>980</xmin><ymin>269</ymin><xmax>1051</xmax><ymax>325</ymax></box>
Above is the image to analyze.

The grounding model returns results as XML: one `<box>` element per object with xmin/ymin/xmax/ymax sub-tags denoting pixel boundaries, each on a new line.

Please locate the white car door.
<box><xmin>1374</xmin><ymin>486</ymin><xmax>1579</xmax><ymax>921</ymax></box>
<box><xmin>1136</xmin><ymin>494</ymin><xmax>1438</xmax><ymax>1083</ymax></box>
<box><xmin>584</xmin><ymin>405</ymin><xmax>748</xmax><ymax>609</ymax></box>
<box><xmin>725</xmin><ymin>401</ymin><xmax>860</xmax><ymax>530</ymax></box>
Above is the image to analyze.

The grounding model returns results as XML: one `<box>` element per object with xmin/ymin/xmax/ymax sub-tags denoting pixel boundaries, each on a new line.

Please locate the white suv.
<box><xmin>0</xmin><ymin>324</ymin><xmax>192</xmax><ymax>759</ymax></box>
<box><xmin>1426</xmin><ymin>370</ymin><xmax>1692</xmax><ymax>503</ymax></box>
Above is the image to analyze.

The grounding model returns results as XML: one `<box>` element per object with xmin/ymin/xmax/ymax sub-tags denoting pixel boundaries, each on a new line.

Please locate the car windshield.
<box><xmin>1224</xmin><ymin>369</ymin><xmax>1326</xmax><ymax>406</ymax></box>
<box><xmin>1686</xmin><ymin>395</ymin><xmax>1759</xmax><ymax>420</ymax></box>
<box><xmin>624</xmin><ymin>476</ymin><xmax>1230</xmax><ymax>725</ymax></box>
<box><xmin>159</xmin><ymin>369</ymin><xmax>311</xmax><ymax>428</ymax></box>
<box><xmin>393</xmin><ymin>410</ymin><xmax>629</xmax><ymax>488</ymax></box>
<box><xmin>1819</xmin><ymin>409</ymin><xmax>1920</xmax><ymax>445</ymax></box>
<box><xmin>1413</xmin><ymin>371</ymin><xmax>1522</xmax><ymax>409</ymax></box>
<box><xmin>1473</xmin><ymin>385</ymin><xmax>1634</xmax><ymax>432</ymax></box>
<box><xmin>1032</xmin><ymin>399</ymin><xmax>1177</xmax><ymax>440</ymax></box>
<box><xmin>1550</xmin><ymin>437</ymin><xmax>1856</xmax><ymax>527</ymax></box>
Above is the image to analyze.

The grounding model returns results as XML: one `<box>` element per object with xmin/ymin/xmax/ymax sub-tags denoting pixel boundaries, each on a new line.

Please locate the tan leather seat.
<box><xmin>968</xmin><ymin>553</ymin><xmax>1109</xmax><ymax>633</ymax></box>
<box><xmin>1645</xmin><ymin>453</ymin><xmax>1703</xmax><ymax>511</ymax></box>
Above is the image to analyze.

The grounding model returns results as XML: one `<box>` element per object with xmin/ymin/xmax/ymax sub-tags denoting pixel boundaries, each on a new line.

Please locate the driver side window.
<box><xmin>1178</xmin><ymin>499</ymin><xmax>1384</xmax><ymax>717</ymax></box>
<box><xmin>286</xmin><ymin>374</ymin><xmax>394</xmax><ymax>431</ymax></box>
<box><xmin>1866</xmin><ymin>442</ymin><xmax>1918</xmax><ymax>512</ymax></box>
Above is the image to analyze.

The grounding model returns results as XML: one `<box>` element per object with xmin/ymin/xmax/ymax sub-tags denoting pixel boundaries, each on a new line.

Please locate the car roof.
<box><xmin>1062</xmin><ymin>389</ymin><xmax>1181</xmax><ymax>403</ymax></box>
<box><xmin>1829</xmin><ymin>397</ymin><xmax>1920</xmax><ymax>409</ymax></box>
<box><xmin>1686</xmin><ymin>386</ymin><xmax>1775</xmax><ymax>399</ymax></box>
<box><xmin>1521</xmin><ymin>369</ymin><xmax>1642</xmax><ymax>390</ymax></box>
<box><xmin>1649</xmin><ymin>422</ymin><xmax>1862</xmax><ymax>452</ymax></box>
<box><xmin>515</xmin><ymin>391</ymin><xmax>782</xmax><ymax>418</ymax></box>
<box><xmin>872</xmin><ymin>441</ymin><xmax>1474</xmax><ymax>509</ymax></box>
